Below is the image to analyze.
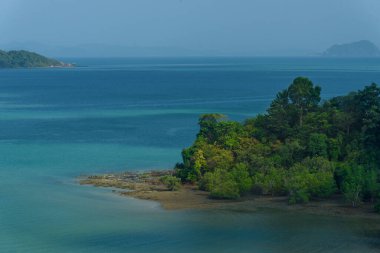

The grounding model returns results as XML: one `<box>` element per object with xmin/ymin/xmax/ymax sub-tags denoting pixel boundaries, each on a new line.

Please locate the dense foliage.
<box><xmin>160</xmin><ymin>175</ymin><xmax>181</xmax><ymax>191</ymax></box>
<box><xmin>0</xmin><ymin>50</ymin><xmax>64</xmax><ymax>68</ymax></box>
<box><xmin>175</xmin><ymin>77</ymin><xmax>380</xmax><ymax>210</ymax></box>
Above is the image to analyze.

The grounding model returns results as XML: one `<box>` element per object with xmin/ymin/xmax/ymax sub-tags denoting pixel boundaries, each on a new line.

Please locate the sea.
<box><xmin>0</xmin><ymin>57</ymin><xmax>379</xmax><ymax>252</ymax></box>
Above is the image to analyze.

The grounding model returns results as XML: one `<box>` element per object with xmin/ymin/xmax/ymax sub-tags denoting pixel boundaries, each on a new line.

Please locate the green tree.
<box><xmin>231</xmin><ymin>163</ymin><xmax>253</xmax><ymax>194</ymax></box>
<box><xmin>308</xmin><ymin>133</ymin><xmax>328</xmax><ymax>158</ymax></box>
<box><xmin>357</xmin><ymin>84</ymin><xmax>380</xmax><ymax>148</ymax></box>
<box><xmin>252</xmin><ymin>167</ymin><xmax>286</xmax><ymax>196</ymax></box>
<box><xmin>287</xmin><ymin>77</ymin><xmax>321</xmax><ymax>127</ymax></box>
<box><xmin>286</xmin><ymin>157</ymin><xmax>336</xmax><ymax>204</ymax></box>
<box><xmin>266</xmin><ymin>89</ymin><xmax>292</xmax><ymax>140</ymax></box>
<box><xmin>201</xmin><ymin>164</ymin><xmax>252</xmax><ymax>199</ymax></box>
<box><xmin>342</xmin><ymin>164</ymin><xmax>365</xmax><ymax>207</ymax></box>
<box><xmin>173</xmin><ymin>78</ymin><xmax>380</xmax><ymax>212</ymax></box>
<box><xmin>327</xmin><ymin>136</ymin><xmax>343</xmax><ymax>161</ymax></box>
<box><xmin>203</xmin><ymin>169</ymin><xmax>240</xmax><ymax>199</ymax></box>
<box><xmin>198</xmin><ymin>114</ymin><xmax>227</xmax><ymax>143</ymax></box>
<box><xmin>276</xmin><ymin>139</ymin><xmax>304</xmax><ymax>168</ymax></box>
<box><xmin>362</xmin><ymin>167</ymin><xmax>379</xmax><ymax>203</ymax></box>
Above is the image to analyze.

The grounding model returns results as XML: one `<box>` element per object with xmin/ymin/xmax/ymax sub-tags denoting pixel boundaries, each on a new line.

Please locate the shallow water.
<box><xmin>1</xmin><ymin>57</ymin><xmax>380</xmax><ymax>252</ymax></box>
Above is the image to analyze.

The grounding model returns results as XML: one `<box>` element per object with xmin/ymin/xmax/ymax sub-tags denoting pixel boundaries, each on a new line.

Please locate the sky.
<box><xmin>0</xmin><ymin>0</ymin><xmax>380</xmax><ymax>57</ymax></box>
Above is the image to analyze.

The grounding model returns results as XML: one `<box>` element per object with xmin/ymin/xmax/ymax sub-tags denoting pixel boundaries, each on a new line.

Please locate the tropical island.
<box><xmin>81</xmin><ymin>77</ymin><xmax>380</xmax><ymax>217</ymax></box>
<box><xmin>0</xmin><ymin>49</ymin><xmax>72</xmax><ymax>68</ymax></box>
<box><xmin>323</xmin><ymin>40</ymin><xmax>380</xmax><ymax>57</ymax></box>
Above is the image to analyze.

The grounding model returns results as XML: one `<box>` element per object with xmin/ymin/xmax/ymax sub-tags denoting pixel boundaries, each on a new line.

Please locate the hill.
<box><xmin>323</xmin><ymin>40</ymin><xmax>380</xmax><ymax>57</ymax></box>
<box><xmin>0</xmin><ymin>50</ymin><xmax>71</xmax><ymax>68</ymax></box>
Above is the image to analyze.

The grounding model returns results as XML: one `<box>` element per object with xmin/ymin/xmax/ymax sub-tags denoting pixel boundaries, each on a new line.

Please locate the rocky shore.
<box><xmin>79</xmin><ymin>170</ymin><xmax>229</xmax><ymax>210</ymax></box>
<box><xmin>80</xmin><ymin>170</ymin><xmax>380</xmax><ymax>220</ymax></box>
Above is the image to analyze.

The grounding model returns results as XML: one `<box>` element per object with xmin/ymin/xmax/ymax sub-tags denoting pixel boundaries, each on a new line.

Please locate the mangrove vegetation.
<box><xmin>174</xmin><ymin>77</ymin><xmax>380</xmax><ymax>211</ymax></box>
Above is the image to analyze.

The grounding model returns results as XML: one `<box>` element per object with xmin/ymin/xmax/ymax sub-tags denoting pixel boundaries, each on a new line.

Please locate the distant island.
<box><xmin>323</xmin><ymin>40</ymin><xmax>380</xmax><ymax>57</ymax></box>
<box><xmin>0</xmin><ymin>50</ymin><xmax>72</xmax><ymax>68</ymax></box>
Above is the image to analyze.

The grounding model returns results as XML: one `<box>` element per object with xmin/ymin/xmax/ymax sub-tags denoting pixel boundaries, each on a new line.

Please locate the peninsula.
<box><xmin>81</xmin><ymin>77</ymin><xmax>380</xmax><ymax>217</ymax></box>
<box><xmin>0</xmin><ymin>49</ymin><xmax>72</xmax><ymax>68</ymax></box>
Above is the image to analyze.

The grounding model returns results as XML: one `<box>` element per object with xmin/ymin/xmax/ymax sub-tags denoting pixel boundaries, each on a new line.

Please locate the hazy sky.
<box><xmin>1</xmin><ymin>0</ymin><xmax>380</xmax><ymax>56</ymax></box>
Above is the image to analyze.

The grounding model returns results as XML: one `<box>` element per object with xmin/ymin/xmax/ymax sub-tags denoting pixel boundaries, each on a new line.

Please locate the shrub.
<box><xmin>286</xmin><ymin>157</ymin><xmax>336</xmax><ymax>204</ymax></box>
<box><xmin>231</xmin><ymin>163</ymin><xmax>253</xmax><ymax>195</ymax></box>
<box><xmin>252</xmin><ymin>167</ymin><xmax>286</xmax><ymax>196</ymax></box>
<box><xmin>308</xmin><ymin>133</ymin><xmax>328</xmax><ymax>158</ymax></box>
<box><xmin>288</xmin><ymin>190</ymin><xmax>310</xmax><ymax>204</ymax></box>
<box><xmin>202</xmin><ymin>169</ymin><xmax>240</xmax><ymax>199</ymax></box>
<box><xmin>160</xmin><ymin>175</ymin><xmax>181</xmax><ymax>191</ymax></box>
<box><xmin>340</xmin><ymin>164</ymin><xmax>365</xmax><ymax>207</ymax></box>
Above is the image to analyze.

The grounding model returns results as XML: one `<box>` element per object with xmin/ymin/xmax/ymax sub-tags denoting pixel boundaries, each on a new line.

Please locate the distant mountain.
<box><xmin>322</xmin><ymin>40</ymin><xmax>380</xmax><ymax>57</ymax></box>
<box><xmin>0</xmin><ymin>50</ymin><xmax>71</xmax><ymax>68</ymax></box>
<box><xmin>0</xmin><ymin>42</ymin><xmax>222</xmax><ymax>58</ymax></box>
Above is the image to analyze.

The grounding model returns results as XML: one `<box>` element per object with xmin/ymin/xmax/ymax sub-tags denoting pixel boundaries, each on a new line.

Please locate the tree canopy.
<box><xmin>174</xmin><ymin>77</ymin><xmax>380</xmax><ymax>212</ymax></box>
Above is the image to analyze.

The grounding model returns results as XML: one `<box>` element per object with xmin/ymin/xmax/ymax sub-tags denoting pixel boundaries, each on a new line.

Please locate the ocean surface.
<box><xmin>1</xmin><ymin>57</ymin><xmax>380</xmax><ymax>252</ymax></box>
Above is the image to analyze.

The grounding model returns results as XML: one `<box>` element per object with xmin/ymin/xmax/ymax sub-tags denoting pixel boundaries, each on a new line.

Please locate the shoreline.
<box><xmin>79</xmin><ymin>171</ymin><xmax>380</xmax><ymax>220</ymax></box>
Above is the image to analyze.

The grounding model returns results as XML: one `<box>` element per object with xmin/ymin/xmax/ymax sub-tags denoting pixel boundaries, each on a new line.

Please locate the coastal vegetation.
<box><xmin>81</xmin><ymin>77</ymin><xmax>380</xmax><ymax>214</ymax></box>
<box><xmin>174</xmin><ymin>77</ymin><xmax>380</xmax><ymax>211</ymax></box>
<box><xmin>160</xmin><ymin>175</ymin><xmax>182</xmax><ymax>191</ymax></box>
<box><xmin>0</xmin><ymin>49</ymin><xmax>69</xmax><ymax>68</ymax></box>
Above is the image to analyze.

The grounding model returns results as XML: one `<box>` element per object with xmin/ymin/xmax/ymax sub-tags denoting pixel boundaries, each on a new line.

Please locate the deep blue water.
<box><xmin>1</xmin><ymin>57</ymin><xmax>380</xmax><ymax>252</ymax></box>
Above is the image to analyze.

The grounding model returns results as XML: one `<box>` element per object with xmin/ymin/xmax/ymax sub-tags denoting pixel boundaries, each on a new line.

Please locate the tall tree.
<box><xmin>198</xmin><ymin>113</ymin><xmax>227</xmax><ymax>143</ymax></box>
<box><xmin>357</xmin><ymin>83</ymin><xmax>380</xmax><ymax>148</ymax></box>
<box><xmin>287</xmin><ymin>77</ymin><xmax>321</xmax><ymax>127</ymax></box>
<box><xmin>266</xmin><ymin>89</ymin><xmax>292</xmax><ymax>140</ymax></box>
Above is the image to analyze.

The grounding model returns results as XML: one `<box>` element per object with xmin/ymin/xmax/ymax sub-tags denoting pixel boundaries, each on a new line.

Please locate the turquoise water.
<box><xmin>1</xmin><ymin>57</ymin><xmax>380</xmax><ymax>252</ymax></box>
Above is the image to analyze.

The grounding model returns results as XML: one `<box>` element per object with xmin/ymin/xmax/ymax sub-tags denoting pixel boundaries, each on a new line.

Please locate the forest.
<box><xmin>174</xmin><ymin>77</ymin><xmax>380</xmax><ymax>211</ymax></box>
<box><xmin>0</xmin><ymin>50</ymin><xmax>64</xmax><ymax>68</ymax></box>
